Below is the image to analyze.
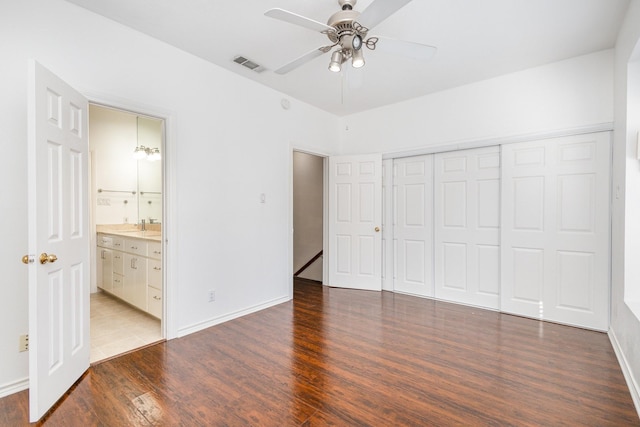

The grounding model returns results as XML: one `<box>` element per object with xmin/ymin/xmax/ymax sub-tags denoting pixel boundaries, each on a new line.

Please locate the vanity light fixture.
<box><xmin>132</xmin><ymin>145</ymin><xmax>161</xmax><ymax>161</ymax></box>
<box><xmin>148</xmin><ymin>147</ymin><xmax>161</xmax><ymax>162</ymax></box>
<box><xmin>132</xmin><ymin>116</ymin><xmax>161</xmax><ymax>161</ymax></box>
<box><xmin>133</xmin><ymin>145</ymin><xmax>147</xmax><ymax>159</ymax></box>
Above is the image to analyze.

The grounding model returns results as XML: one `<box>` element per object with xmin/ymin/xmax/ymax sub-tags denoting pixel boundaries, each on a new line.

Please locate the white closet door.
<box><xmin>434</xmin><ymin>147</ymin><xmax>501</xmax><ymax>309</ymax></box>
<box><xmin>393</xmin><ymin>155</ymin><xmax>434</xmax><ymax>296</ymax></box>
<box><xmin>501</xmin><ymin>133</ymin><xmax>610</xmax><ymax>330</ymax></box>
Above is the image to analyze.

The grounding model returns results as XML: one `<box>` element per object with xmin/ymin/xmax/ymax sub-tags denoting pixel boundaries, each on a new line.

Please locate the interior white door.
<box><xmin>27</xmin><ymin>61</ymin><xmax>90</xmax><ymax>421</ymax></box>
<box><xmin>501</xmin><ymin>133</ymin><xmax>610</xmax><ymax>330</ymax></box>
<box><xmin>434</xmin><ymin>147</ymin><xmax>501</xmax><ymax>309</ymax></box>
<box><xmin>328</xmin><ymin>154</ymin><xmax>382</xmax><ymax>291</ymax></box>
<box><xmin>393</xmin><ymin>155</ymin><xmax>435</xmax><ymax>296</ymax></box>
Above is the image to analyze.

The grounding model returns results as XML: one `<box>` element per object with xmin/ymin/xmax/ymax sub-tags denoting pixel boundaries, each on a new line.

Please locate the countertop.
<box><xmin>97</xmin><ymin>229</ymin><xmax>162</xmax><ymax>242</ymax></box>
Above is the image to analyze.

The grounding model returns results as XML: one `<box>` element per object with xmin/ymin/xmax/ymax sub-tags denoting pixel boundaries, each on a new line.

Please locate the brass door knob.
<box><xmin>22</xmin><ymin>255</ymin><xmax>32</xmax><ymax>264</ymax></box>
<box><xmin>39</xmin><ymin>253</ymin><xmax>58</xmax><ymax>264</ymax></box>
<box><xmin>375</xmin><ymin>226</ymin><xmax>380</xmax><ymax>232</ymax></box>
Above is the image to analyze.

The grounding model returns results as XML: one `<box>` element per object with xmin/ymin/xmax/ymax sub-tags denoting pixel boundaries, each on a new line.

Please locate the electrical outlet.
<box><xmin>208</xmin><ymin>290</ymin><xmax>215</xmax><ymax>302</ymax></box>
<box><xmin>19</xmin><ymin>334</ymin><xmax>28</xmax><ymax>352</ymax></box>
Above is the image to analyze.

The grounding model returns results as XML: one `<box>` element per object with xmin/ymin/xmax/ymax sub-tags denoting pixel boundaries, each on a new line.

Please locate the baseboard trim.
<box><xmin>0</xmin><ymin>377</ymin><xmax>28</xmax><ymax>398</ymax></box>
<box><xmin>609</xmin><ymin>327</ymin><xmax>640</xmax><ymax>417</ymax></box>
<box><xmin>177</xmin><ymin>295</ymin><xmax>291</xmax><ymax>337</ymax></box>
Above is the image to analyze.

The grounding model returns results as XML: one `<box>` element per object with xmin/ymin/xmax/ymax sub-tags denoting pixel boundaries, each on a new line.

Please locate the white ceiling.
<box><xmin>64</xmin><ymin>0</ymin><xmax>630</xmax><ymax>116</ymax></box>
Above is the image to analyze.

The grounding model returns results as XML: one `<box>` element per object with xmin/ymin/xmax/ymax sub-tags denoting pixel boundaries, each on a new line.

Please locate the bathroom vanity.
<box><xmin>97</xmin><ymin>229</ymin><xmax>162</xmax><ymax>319</ymax></box>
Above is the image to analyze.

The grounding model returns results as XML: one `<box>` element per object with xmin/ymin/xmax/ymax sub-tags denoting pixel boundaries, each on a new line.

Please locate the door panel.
<box><xmin>501</xmin><ymin>133</ymin><xmax>610</xmax><ymax>330</ymax></box>
<box><xmin>328</xmin><ymin>154</ymin><xmax>382</xmax><ymax>290</ymax></box>
<box><xmin>434</xmin><ymin>146</ymin><xmax>500</xmax><ymax>309</ymax></box>
<box><xmin>28</xmin><ymin>61</ymin><xmax>90</xmax><ymax>422</ymax></box>
<box><xmin>393</xmin><ymin>155</ymin><xmax>434</xmax><ymax>296</ymax></box>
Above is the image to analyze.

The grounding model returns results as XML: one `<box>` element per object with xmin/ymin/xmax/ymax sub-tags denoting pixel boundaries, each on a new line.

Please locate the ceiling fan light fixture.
<box><xmin>329</xmin><ymin>50</ymin><xmax>344</xmax><ymax>72</ymax></box>
<box><xmin>351</xmin><ymin>48</ymin><xmax>365</xmax><ymax>68</ymax></box>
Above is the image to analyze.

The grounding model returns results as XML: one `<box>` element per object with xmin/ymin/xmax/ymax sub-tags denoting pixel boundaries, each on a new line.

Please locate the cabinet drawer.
<box><xmin>112</xmin><ymin>273</ymin><xmax>124</xmax><ymax>297</ymax></box>
<box><xmin>97</xmin><ymin>234</ymin><xmax>112</xmax><ymax>248</ymax></box>
<box><xmin>148</xmin><ymin>242</ymin><xmax>162</xmax><ymax>260</ymax></box>
<box><xmin>112</xmin><ymin>237</ymin><xmax>124</xmax><ymax>251</ymax></box>
<box><xmin>125</xmin><ymin>239</ymin><xmax>147</xmax><ymax>256</ymax></box>
<box><xmin>147</xmin><ymin>287</ymin><xmax>162</xmax><ymax>319</ymax></box>
<box><xmin>148</xmin><ymin>259</ymin><xmax>162</xmax><ymax>290</ymax></box>
<box><xmin>113</xmin><ymin>252</ymin><xmax>124</xmax><ymax>275</ymax></box>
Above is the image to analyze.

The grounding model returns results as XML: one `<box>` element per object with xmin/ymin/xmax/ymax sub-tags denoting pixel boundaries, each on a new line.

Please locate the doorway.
<box><xmin>292</xmin><ymin>151</ymin><xmax>325</xmax><ymax>284</ymax></box>
<box><xmin>89</xmin><ymin>104</ymin><xmax>165</xmax><ymax>362</ymax></box>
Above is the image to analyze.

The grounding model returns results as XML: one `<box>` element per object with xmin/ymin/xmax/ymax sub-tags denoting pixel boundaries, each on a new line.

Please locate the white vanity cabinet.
<box><xmin>97</xmin><ymin>232</ymin><xmax>162</xmax><ymax>319</ymax></box>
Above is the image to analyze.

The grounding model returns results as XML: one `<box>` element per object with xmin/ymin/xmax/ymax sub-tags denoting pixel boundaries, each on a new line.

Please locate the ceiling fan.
<box><xmin>265</xmin><ymin>0</ymin><xmax>437</xmax><ymax>75</ymax></box>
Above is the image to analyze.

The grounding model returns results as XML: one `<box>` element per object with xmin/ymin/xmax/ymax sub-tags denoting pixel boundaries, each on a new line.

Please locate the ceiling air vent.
<box><xmin>233</xmin><ymin>56</ymin><xmax>265</xmax><ymax>73</ymax></box>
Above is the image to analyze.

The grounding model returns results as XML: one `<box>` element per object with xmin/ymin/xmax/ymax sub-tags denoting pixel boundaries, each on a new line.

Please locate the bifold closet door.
<box><xmin>393</xmin><ymin>155</ymin><xmax>434</xmax><ymax>296</ymax></box>
<box><xmin>501</xmin><ymin>133</ymin><xmax>610</xmax><ymax>331</ymax></box>
<box><xmin>434</xmin><ymin>147</ymin><xmax>501</xmax><ymax>309</ymax></box>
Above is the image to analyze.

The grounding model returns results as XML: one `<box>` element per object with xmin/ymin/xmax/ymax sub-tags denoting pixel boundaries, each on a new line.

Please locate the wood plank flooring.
<box><xmin>2</xmin><ymin>278</ymin><xmax>638</xmax><ymax>426</ymax></box>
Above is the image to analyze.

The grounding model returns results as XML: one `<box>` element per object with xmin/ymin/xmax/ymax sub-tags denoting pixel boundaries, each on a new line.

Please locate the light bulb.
<box><xmin>352</xmin><ymin>48</ymin><xmax>365</xmax><ymax>68</ymax></box>
<box><xmin>148</xmin><ymin>148</ymin><xmax>161</xmax><ymax>161</ymax></box>
<box><xmin>133</xmin><ymin>146</ymin><xmax>147</xmax><ymax>159</ymax></box>
<box><xmin>329</xmin><ymin>51</ymin><xmax>343</xmax><ymax>73</ymax></box>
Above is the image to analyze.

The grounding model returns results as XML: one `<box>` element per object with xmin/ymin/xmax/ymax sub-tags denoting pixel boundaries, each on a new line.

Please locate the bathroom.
<box><xmin>89</xmin><ymin>104</ymin><xmax>164</xmax><ymax>362</ymax></box>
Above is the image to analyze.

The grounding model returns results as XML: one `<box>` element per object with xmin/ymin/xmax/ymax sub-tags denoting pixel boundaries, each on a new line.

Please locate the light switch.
<box><xmin>260</xmin><ymin>193</ymin><xmax>266</xmax><ymax>203</ymax></box>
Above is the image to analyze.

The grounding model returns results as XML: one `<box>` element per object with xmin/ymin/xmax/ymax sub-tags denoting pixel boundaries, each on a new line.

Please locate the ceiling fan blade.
<box><xmin>357</xmin><ymin>0</ymin><xmax>413</xmax><ymax>30</ymax></box>
<box><xmin>275</xmin><ymin>47</ymin><xmax>329</xmax><ymax>75</ymax></box>
<box><xmin>374</xmin><ymin>36</ymin><xmax>437</xmax><ymax>61</ymax></box>
<box><xmin>265</xmin><ymin>8</ymin><xmax>334</xmax><ymax>33</ymax></box>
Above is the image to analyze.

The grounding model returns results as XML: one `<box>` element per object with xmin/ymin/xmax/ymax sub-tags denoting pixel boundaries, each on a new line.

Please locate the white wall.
<box><xmin>612</xmin><ymin>0</ymin><xmax>640</xmax><ymax>410</ymax></box>
<box><xmin>0</xmin><ymin>0</ymin><xmax>339</xmax><ymax>395</ymax></box>
<box><xmin>338</xmin><ymin>49</ymin><xmax>614</xmax><ymax>154</ymax></box>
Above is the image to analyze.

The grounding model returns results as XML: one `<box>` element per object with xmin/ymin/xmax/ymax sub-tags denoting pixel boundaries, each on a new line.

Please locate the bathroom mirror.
<box><xmin>89</xmin><ymin>105</ymin><xmax>163</xmax><ymax>226</ymax></box>
<box><xmin>136</xmin><ymin>116</ymin><xmax>163</xmax><ymax>225</ymax></box>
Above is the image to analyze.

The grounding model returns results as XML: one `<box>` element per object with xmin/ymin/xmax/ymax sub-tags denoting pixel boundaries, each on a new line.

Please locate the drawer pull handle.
<box><xmin>153</xmin><ymin>296</ymin><xmax>161</xmax><ymax>300</ymax></box>
<box><xmin>153</xmin><ymin>251</ymin><xmax>161</xmax><ymax>254</ymax></box>
<box><xmin>153</xmin><ymin>267</ymin><xmax>161</xmax><ymax>271</ymax></box>
<box><xmin>131</xmin><ymin>246</ymin><xmax>138</xmax><ymax>250</ymax></box>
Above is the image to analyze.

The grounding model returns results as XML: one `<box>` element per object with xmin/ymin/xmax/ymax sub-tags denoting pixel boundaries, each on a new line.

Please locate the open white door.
<box><xmin>27</xmin><ymin>61</ymin><xmax>90</xmax><ymax>422</ymax></box>
<box><xmin>328</xmin><ymin>154</ymin><xmax>382</xmax><ymax>291</ymax></box>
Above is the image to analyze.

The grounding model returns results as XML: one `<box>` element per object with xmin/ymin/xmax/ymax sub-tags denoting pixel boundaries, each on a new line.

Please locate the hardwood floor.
<box><xmin>2</xmin><ymin>278</ymin><xmax>638</xmax><ymax>426</ymax></box>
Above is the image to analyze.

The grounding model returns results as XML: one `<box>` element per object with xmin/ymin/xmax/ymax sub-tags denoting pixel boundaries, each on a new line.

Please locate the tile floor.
<box><xmin>90</xmin><ymin>291</ymin><xmax>162</xmax><ymax>363</ymax></box>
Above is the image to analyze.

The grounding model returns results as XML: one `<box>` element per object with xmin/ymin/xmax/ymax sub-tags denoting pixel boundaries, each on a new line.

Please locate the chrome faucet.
<box><xmin>141</xmin><ymin>219</ymin><xmax>146</xmax><ymax>231</ymax></box>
